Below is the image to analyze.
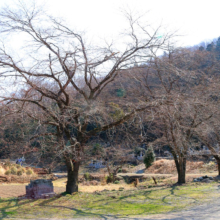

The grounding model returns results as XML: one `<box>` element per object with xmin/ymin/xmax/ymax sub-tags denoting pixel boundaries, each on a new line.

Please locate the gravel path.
<box><xmin>149</xmin><ymin>200</ymin><xmax>220</xmax><ymax>220</ymax></box>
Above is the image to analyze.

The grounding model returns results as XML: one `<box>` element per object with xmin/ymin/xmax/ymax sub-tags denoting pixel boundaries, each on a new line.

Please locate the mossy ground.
<box><xmin>0</xmin><ymin>181</ymin><xmax>220</xmax><ymax>219</ymax></box>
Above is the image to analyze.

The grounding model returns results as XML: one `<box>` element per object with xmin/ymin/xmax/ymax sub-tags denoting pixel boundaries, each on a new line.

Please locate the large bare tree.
<box><xmin>133</xmin><ymin>48</ymin><xmax>214</xmax><ymax>183</ymax></box>
<box><xmin>0</xmin><ymin>2</ymin><xmax>173</xmax><ymax>193</ymax></box>
<box><xmin>195</xmin><ymin>80</ymin><xmax>220</xmax><ymax>175</ymax></box>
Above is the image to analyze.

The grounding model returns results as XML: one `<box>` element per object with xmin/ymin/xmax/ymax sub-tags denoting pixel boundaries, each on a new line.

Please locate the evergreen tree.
<box><xmin>206</xmin><ymin>42</ymin><xmax>215</xmax><ymax>52</ymax></box>
<box><xmin>143</xmin><ymin>146</ymin><xmax>155</xmax><ymax>169</ymax></box>
<box><xmin>199</xmin><ymin>46</ymin><xmax>204</xmax><ymax>51</ymax></box>
<box><xmin>215</xmin><ymin>37</ymin><xmax>220</xmax><ymax>59</ymax></box>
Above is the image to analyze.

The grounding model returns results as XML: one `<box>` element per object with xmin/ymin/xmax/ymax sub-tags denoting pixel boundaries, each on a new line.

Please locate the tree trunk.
<box><xmin>218</xmin><ymin>162</ymin><xmax>220</xmax><ymax>176</ymax></box>
<box><xmin>216</xmin><ymin>159</ymin><xmax>220</xmax><ymax>176</ymax></box>
<box><xmin>170</xmin><ymin>150</ymin><xmax>186</xmax><ymax>184</ymax></box>
<box><xmin>106</xmin><ymin>163</ymin><xmax>121</xmax><ymax>183</ymax></box>
<box><xmin>66</xmin><ymin>160</ymin><xmax>80</xmax><ymax>194</ymax></box>
<box><xmin>213</xmin><ymin>156</ymin><xmax>220</xmax><ymax>176</ymax></box>
<box><xmin>177</xmin><ymin>157</ymin><xmax>186</xmax><ymax>184</ymax></box>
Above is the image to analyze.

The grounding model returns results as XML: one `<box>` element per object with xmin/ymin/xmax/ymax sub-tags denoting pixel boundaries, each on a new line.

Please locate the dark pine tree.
<box><xmin>215</xmin><ymin>37</ymin><xmax>220</xmax><ymax>59</ymax></box>
<box><xmin>206</xmin><ymin>42</ymin><xmax>215</xmax><ymax>52</ymax></box>
<box><xmin>199</xmin><ymin>46</ymin><xmax>204</xmax><ymax>51</ymax></box>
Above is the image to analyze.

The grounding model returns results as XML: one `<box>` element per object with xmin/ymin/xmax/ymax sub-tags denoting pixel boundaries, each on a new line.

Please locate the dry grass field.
<box><xmin>145</xmin><ymin>159</ymin><xmax>214</xmax><ymax>174</ymax></box>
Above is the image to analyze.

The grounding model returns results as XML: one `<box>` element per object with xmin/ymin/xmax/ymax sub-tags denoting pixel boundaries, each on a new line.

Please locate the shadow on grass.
<box><xmin>0</xmin><ymin>184</ymin><xmax>212</xmax><ymax>220</ymax></box>
<box><xmin>0</xmin><ymin>198</ymin><xmax>30</xmax><ymax>220</ymax></box>
<box><xmin>37</xmin><ymin>190</ymin><xmax>166</xmax><ymax>218</ymax></box>
<box><xmin>37</xmin><ymin>193</ymin><xmax>122</xmax><ymax>219</ymax></box>
<box><xmin>35</xmin><ymin>188</ymin><xmax>171</xmax><ymax>218</ymax></box>
<box><xmin>161</xmin><ymin>184</ymin><xmax>198</xmax><ymax>206</ymax></box>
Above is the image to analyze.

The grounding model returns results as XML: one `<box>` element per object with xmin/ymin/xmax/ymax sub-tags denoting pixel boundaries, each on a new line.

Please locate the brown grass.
<box><xmin>53</xmin><ymin>178</ymin><xmax>134</xmax><ymax>193</ymax></box>
<box><xmin>145</xmin><ymin>159</ymin><xmax>205</xmax><ymax>174</ymax></box>
<box><xmin>0</xmin><ymin>165</ymin><xmax>38</xmax><ymax>183</ymax></box>
<box><xmin>186</xmin><ymin>161</ymin><xmax>204</xmax><ymax>173</ymax></box>
<box><xmin>80</xmin><ymin>183</ymin><xmax>134</xmax><ymax>193</ymax></box>
<box><xmin>162</xmin><ymin>173</ymin><xmax>218</xmax><ymax>184</ymax></box>
<box><xmin>0</xmin><ymin>166</ymin><xmax>5</xmax><ymax>175</ymax></box>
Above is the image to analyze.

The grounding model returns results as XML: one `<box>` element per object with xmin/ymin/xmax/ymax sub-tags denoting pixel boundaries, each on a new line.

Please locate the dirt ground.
<box><xmin>0</xmin><ymin>159</ymin><xmax>218</xmax><ymax>199</ymax></box>
<box><xmin>0</xmin><ymin>184</ymin><xmax>65</xmax><ymax>198</ymax></box>
<box><xmin>1</xmin><ymin>172</ymin><xmax>218</xmax><ymax>198</ymax></box>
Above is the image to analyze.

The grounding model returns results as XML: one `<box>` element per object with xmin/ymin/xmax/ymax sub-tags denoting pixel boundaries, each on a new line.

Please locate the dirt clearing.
<box><xmin>0</xmin><ymin>184</ymin><xmax>65</xmax><ymax>198</ymax></box>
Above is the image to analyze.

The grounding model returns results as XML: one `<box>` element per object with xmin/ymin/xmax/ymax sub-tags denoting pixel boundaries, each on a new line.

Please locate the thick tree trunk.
<box><xmin>66</xmin><ymin>160</ymin><xmax>80</xmax><ymax>194</ymax></box>
<box><xmin>213</xmin><ymin>156</ymin><xmax>220</xmax><ymax>176</ymax></box>
<box><xmin>170</xmin><ymin>149</ymin><xmax>186</xmax><ymax>184</ymax></box>
<box><xmin>216</xmin><ymin>159</ymin><xmax>220</xmax><ymax>176</ymax></box>
<box><xmin>218</xmin><ymin>162</ymin><xmax>220</xmax><ymax>176</ymax></box>
<box><xmin>176</xmin><ymin>157</ymin><xmax>186</xmax><ymax>184</ymax></box>
<box><xmin>177</xmin><ymin>167</ymin><xmax>186</xmax><ymax>184</ymax></box>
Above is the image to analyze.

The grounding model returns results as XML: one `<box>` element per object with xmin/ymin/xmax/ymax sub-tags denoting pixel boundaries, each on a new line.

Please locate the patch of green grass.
<box><xmin>88</xmin><ymin>201</ymin><xmax>173</xmax><ymax>215</ymax></box>
<box><xmin>0</xmin><ymin>182</ymin><xmax>220</xmax><ymax>219</ymax></box>
<box><xmin>4</xmin><ymin>211</ymin><xmax>17</xmax><ymax>215</ymax></box>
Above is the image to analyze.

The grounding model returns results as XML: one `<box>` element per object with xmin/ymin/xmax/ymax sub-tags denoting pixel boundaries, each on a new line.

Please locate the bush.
<box><xmin>17</xmin><ymin>169</ymin><xmax>23</xmax><ymax>176</ymax></box>
<box><xmin>114</xmin><ymin>180</ymin><xmax>119</xmax><ymax>184</ymax></box>
<box><xmin>121</xmin><ymin>168</ymin><xmax>128</xmax><ymax>173</ymax></box>
<box><xmin>203</xmin><ymin>161</ymin><xmax>216</xmax><ymax>170</ymax></box>
<box><xmin>26</xmin><ymin>168</ymin><xmax>33</xmax><ymax>175</ymax></box>
<box><xmin>22</xmin><ymin>168</ymin><xmax>26</xmax><ymax>173</ymax></box>
<box><xmin>134</xmin><ymin>147</ymin><xmax>146</xmax><ymax>156</ymax></box>
<box><xmin>101</xmin><ymin>176</ymin><xmax>107</xmax><ymax>185</ymax></box>
<box><xmin>84</xmin><ymin>172</ymin><xmax>90</xmax><ymax>181</ymax></box>
<box><xmin>0</xmin><ymin>166</ymin><xmax>5</xmax><ymax>175</ymax></box>
<box><xmin>16</xmin><ymin>164</ymin><xmax>21</xmax><ymax>169</ymax></box>
<box><xmin>144</xmin><ymin>146</ymin><xmax>155</xmax><ymax>169</ymax></box>
<box><xmin>91</xmin><ymin>144</ymin><xmax>104</xmax><ymax>156</ymax></box>
<box><xmin>10</xmin><ymin>166</ymin><xmax>17</xmax><ymax>175</ymax></box>
<box><xmin>116</xmin><ymin>88</ymin><xmax>126</xmax><ymax>97</ymax></box>
<box><xmin>5</xmin><ymin>160</ymin><xmax>11</xmax><ymax>168</ymax></box>
<box><xmin>106</xmin><ymin>174</ymin><xmax>113</xmax><ymax>183</ymax></box>
<box><xmin>5</xmin><ymin>170</ymin><xmax>11</xmax><ymax>175</ymax></box>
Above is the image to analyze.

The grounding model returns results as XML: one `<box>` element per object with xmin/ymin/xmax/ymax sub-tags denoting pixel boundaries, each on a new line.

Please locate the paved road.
<box><xmin>149</xmin><ymin>201</ymin><xmax>220</xmax><ymax>220</ymax></box>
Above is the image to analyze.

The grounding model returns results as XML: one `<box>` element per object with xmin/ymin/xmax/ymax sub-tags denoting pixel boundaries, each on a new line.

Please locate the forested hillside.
<box><xmin>1</xmin><ymin>38</ymin><xmax>220</xmax><ymax>165</ymax></box>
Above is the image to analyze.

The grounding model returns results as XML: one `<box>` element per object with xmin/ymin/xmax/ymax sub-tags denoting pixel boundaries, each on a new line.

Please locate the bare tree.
<box><xmin>133</xmin><ymin>48</ymin><xmax>214</xmax><ymax>184</ymax></box>
<box><xmin>0</xmin><ymin>2</ymin><xmax>172</xmax><ymax>193</ymax></box>
<box><xmin>195</xmin><ymin>91</ymin><xmax>220</xmax><ymax>175</ymax></box>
